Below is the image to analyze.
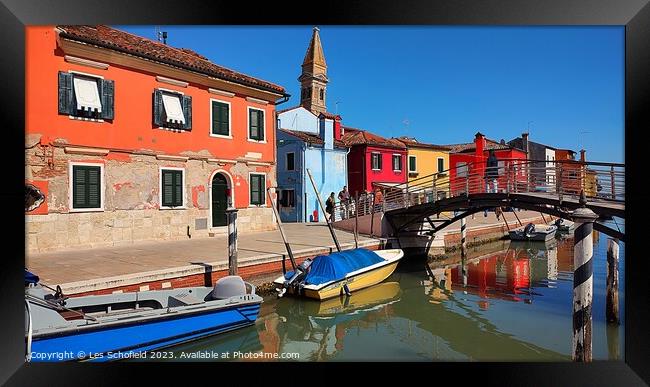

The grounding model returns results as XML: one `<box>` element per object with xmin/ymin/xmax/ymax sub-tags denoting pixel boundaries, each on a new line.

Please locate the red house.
<box><xmin>447</xmin><ymin>132</ymin><xmax>527</xmax><ymax>195</ymax></box>
<box><xmin>341</xmin><ymin>127</ymin><xmax>408</xmax><ymax>197</ymax></box>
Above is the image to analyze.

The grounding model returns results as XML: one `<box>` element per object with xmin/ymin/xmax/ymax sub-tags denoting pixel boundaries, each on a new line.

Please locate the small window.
<box><xmin>280</xmin><ymin>189</ymin><xmax>295</xmax><ymax>208</ymax></box>
<box><xmin>161</xmin><ymin>169</ymin><xmax>184</xmax><ymax>208</ymax></box>
<box><xmin>72</xmin><ymin>165</ymin><xmax>102</xmax><ymax>209</ymax></box>
<box><xmin>392</xmin><ymin>154</ymin><xmax>402</xmax><ymax>171</ymax></box>
<box><xmin>437</xmin><ymin>158</ymin><xmax>444</xmax><ymax>173</ymax></box>
<box><xmin>286</xmin><ymin>153</ymin><xmax>295</xmax><ymax>171</ymax></box>
<box><xmin>250</xmin><ymin>174</ymin><xmax>266</xmax><ymax>205</ymax></box>
<box><xmin>457</xmin><ymin>162</ymin><xmax>468</xmax><ymax>177</ymax></box>
<box><xmin>319</xmin><ymin>88</ymin><xmax>324</xmax><ymax>100</ymax></box>
<box><xmin>153</xmin><ymin>90</ymin><xmax>192</xmax><ymax>130</ymax></box>
<box><xmin>211</xmin><ymin>100</ymin><xmax>230</xmax><ymax>136</ymax></box>
<box><xmin>498</xmin><ymin>160</ymin><xmax>505</xmax><ymax>176</ymax></box>
<box><xmin>371</xmin><ymin>153</ymin><xmax>382</xmax><ymax>170</ymax></box>
<box><xmin>409</xmin><ymin>156</ymin><xmax>417</xmax><ymax>173</ymax></box>
<box><xmin>58</xmin><ymin>72</ymin><xmax>114</xmax><ymax>120</ymax></box>
<box><xmin>249</xmin><ymin>108</ymin><xmax>265</xmax><ymax>141</ymax></box>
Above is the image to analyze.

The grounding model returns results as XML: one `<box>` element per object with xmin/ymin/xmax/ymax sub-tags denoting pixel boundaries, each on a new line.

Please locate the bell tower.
<box><xmin>299</xmin><ymin>26</ymin><xmax>328</xmax><ymax>116</ymax></box>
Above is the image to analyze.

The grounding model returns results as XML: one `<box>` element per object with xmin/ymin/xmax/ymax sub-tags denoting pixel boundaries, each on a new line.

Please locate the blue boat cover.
<box><xmin>25</xmin><ymin>269</ymin><xmax>39</xmax><ymax>285</ymax></box>
<box><xmin>304</xmin><ymin>248</ymin><xmax>384</xmax><ymax>285</ymax></box>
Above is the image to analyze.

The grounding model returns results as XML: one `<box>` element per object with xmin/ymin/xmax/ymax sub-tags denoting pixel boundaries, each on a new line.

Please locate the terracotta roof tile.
<box><xmin>395</xmin><ymin>136</ymin><xmax>451</xmax><ymax>151</ymax></box>
<box><xmin>341</xmin><ymin>127</ymin><xmax>406</xmax><ymax>149</ymax></box>
<box><xmin>57</xmin><ymin>25</ymin><xmax>286</xmax><ymax>95</ymax></box>
<box><xmin>279</xmin><ymin>128</ymin><xmax>348</xmax><ymax>148</ymax></box>
<box><xmin>319</xmin><ymin>111</ymin><xmax>341</xmax><ymax>120</ymax></box>
<box><xmin>447</xmin><ymin>139</ymin><xmax>512</xmax><ymax>153</ymax></box>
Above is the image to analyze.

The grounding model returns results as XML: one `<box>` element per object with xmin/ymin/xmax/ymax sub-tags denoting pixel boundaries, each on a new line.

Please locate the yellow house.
<box><xmin>395</xmin><ymin>137</ymin><xmax>452</xmax><ymax>199</ymax></box>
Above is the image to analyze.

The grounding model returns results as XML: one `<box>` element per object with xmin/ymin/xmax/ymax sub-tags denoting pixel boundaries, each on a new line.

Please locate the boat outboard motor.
<box><xmin>277</xmin><ymin>258</ymin><xmax>313</xmax><ymax>298</ymax></box>
<box><xmin>523</xmin><ymin>223</ymin><xmax>535</xmax><ymax>238</ymax></box>
<box><xmin>555</xmin><ymin>218</ymin><xmax>564</xmax><ymax>227</ymax></box>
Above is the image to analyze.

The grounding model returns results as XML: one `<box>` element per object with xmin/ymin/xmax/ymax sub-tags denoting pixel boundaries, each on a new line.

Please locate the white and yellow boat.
<box><xmin>273</xmin><ymin>248</ymin><xmax>404</xmax><ymax>301</ymax></box>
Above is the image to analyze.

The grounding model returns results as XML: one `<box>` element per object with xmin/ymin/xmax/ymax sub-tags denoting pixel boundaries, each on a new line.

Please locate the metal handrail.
<box><xmin>329</xmin><ymin>158</ymin><xmax>625</xmax><ymax>220</ymax></box>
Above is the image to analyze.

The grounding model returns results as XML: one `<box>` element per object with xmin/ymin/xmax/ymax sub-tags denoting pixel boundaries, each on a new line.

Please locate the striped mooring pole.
<box><xmin>606</xmin><ymin>238</ymin><xmax>620</xmax><ymax>324</ymax></box>
<box><xmin>226</xmin><ymin>207</ymin><xmax>239</xmax><ymax>276</ymax></box>
<box><xmin>460</xmin><ymin>217</ymin><xmax>468</xmax><ymax>287</ymax></box>
<box><xmin>572</xmin><ymin>192</ymin><xmax>598</xmax><ymax>362</ymax></box>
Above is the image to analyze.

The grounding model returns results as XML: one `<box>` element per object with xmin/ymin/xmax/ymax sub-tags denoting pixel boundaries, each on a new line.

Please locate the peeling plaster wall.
<box><xmin>25</xmin><ymin>146</ymin><xmax>277</xmax><ymax>253</ymax></box>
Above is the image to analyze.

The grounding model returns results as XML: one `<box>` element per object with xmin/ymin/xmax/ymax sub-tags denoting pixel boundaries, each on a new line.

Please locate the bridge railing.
<box><xmin>329</xmin><ymin>159</ymin><xmax>624</xmax><ymax>221</ymax></box>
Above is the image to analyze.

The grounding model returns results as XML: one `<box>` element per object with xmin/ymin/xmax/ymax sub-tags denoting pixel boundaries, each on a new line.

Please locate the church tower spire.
<box><xmin>299</xmin><ymin>26</ymin><xmax>328</xmax><ymax>116</ymax></box>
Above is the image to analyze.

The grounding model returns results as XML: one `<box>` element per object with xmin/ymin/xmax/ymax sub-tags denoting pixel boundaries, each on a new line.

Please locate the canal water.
<box><xmin>151</xmin><ymin>231</ymin><xmax>625</xmax><ymax>361</ymax></box>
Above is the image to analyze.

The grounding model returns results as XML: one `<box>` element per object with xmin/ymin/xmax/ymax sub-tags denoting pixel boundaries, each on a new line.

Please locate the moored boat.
<box><xmin>273</xmin><ymin>248</ymin><xmax>404</xmax><ymax>301</ymax></box>
<box><xmin>25</xmin><ymin>271</ymin><xmax>262</xmax><ymax>362</ymax></box>
<box><xmin>508</xmin><ymin>223</ymin><xmax>557</xmax><ymax>242</ymax></box>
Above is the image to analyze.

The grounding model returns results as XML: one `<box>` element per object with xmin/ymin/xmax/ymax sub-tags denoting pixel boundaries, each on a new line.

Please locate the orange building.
<box><xmin>25</xmin><ymin>26</ymin><xmax>289</xmax><ymax>253</ymax></box>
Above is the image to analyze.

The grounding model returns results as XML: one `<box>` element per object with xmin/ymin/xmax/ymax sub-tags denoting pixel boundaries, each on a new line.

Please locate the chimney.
<box><xmin>474</xmin><ymin>132</ymin><xmax>486</xmax><ymax>156</ymax></box>
<box><xmin>333</xmin><ymin>116</ymin><xmax>342</xmax><ymax>141</ymax></box>
<box><xmin>580</xmin><ymin>149</ymin><xmax>586</xmax><ymax>162</ymax></box>
<box><xmin>522</xmin><ymin>132</ymin><xmax>529</xmax><ymax>155</ymax></box>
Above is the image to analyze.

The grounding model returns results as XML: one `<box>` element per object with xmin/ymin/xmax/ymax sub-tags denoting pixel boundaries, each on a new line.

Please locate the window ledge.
<box><xmin>155</xmin><ymin>126</ymin><xmax>190</xmax><ymax>133</ymax></box>
<box><xmin>210</xmin><ymin>133</ymin><xmax>233</xmax><ymax>139</ymax></box>
<box><xmin>69</xmin><ymin>208</ymin><xmax>104</xmax><ymax>213</ymax></box>
<box><xmin>159</xmin><ymin>206</ymin><xmax>187</xmax><ymax>210</ymax></box>
<box><xmin>247</xmin><ymin>139</ymin><xmax>267</xmax><ymax>144</ymax></box>
<box><xmin>69</xmin><ymin>115</ymin><xmax>104</xmax><ymax>123</ymax></box>
<box><xmin>248</xmin><ymin>204</ymin><xmax>267</xmax><ymax>208</ymax></box>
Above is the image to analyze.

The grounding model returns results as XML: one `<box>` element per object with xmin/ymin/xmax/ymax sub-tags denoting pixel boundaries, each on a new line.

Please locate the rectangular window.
<box><xmin>498</xmin><ymin>160</ymin><xmax>505</xmax><ymax>176</ymax></box>
<box><xmin>280</xmin><ymin>189</ymin><xmax>295</xmax><ymax>208</ymax></box>
<box><xmin>250</xmin><ymin>174</ymin><xmax>266</xmax><ymax>205</ymax></box>
<box><xmin>211</xmin><ymin>100</ymin><xmax>230</xmax><ymax>136</ymax></box>
<box><xmin>161</xmin><ymin>169</ymin><xmax>184</xmax><ymax>208</ymax></box>
<box><xmin>409</xmin><ymin>156</ymin><xmax>417</xmax><ymax>173</ymax></box>
<box><xmin>72</xmin><ymin>165</ymin><xmax>102</xmax><ymax>209</ymax></box>
<box><xmin>249</xmin><ymin>108</ymin><xmax>265</xmax><ymax>141</ymax></box>
<box><xmin>457</xmin><ymin>162</ymin><xmax>468</xmax><ymax>177</ymax></box>
<box><xmin>437</xmin><ymin>158</ymin><xmax>444</xmax><ymax>173</ymax></box>
<box><xmin>392</xmin><ymin>154</ymin><xmax>402</xmax><ymax>171</ymax></box>
<box><xmin>58</xmin><ymin>72</ymin><xmax>114</xmax><ymax>120</ymax></box>
<box><xmin>153</xmin><ymin>89</ymin><xmax>192</xmax><ymax>130</ymax></box>
<box><xmin>286</xmin><ymin>152</ymin><xmax>295</xmax><ymax>171</ymax></box>
<box><xmin>371</xmin><ymin>153</ymin><xmax>382</xmax><ymax>170</ymax></box>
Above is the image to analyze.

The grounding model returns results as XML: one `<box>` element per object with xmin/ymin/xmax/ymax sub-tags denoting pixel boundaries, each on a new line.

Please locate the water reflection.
<box><xmin>153</xmin><ymin>233</ymin><xmax>623</xmax><ymax>362</ymax></box>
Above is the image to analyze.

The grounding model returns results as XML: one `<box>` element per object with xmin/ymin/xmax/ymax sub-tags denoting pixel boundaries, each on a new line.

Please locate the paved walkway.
<box><xmin>27</xmin><ymin>223</ymin><xmax>378</xmax><ymax>286</ymax></box>
<box><xmin>27</xmin><ymin>211</ymin><xmax>548</xmax><ymax>293</ymax></box>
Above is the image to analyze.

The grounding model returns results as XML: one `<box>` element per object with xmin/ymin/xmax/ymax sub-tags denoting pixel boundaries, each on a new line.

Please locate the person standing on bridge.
<box><xmin>485</xmin><ymin>149</ymin><xmax>499</xmax><ymax>217</ymax></box>
<box><xmin>338</xmin><ymin>186</ymin><xmax>351</xmax><ymax>220</ymax></box>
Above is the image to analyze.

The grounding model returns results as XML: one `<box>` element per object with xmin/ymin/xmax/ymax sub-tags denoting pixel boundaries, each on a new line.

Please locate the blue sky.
<box><xmin>117</xmin><ymin>26</ymin><xmax>624</xmax><ymax>163</ymax></box>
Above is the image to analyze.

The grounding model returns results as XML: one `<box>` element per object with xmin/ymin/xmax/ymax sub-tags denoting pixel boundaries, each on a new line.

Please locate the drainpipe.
<box><xmin>274</xmin><ymin>94</ymin><xmax>290</xmax><ymax>223</ymax></box>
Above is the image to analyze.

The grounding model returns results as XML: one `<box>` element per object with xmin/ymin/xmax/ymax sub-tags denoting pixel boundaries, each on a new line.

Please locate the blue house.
<box><xmin>276</xmin><ymin>27</ymin><xmax>348</xmax><ymax>222</ymax></box>
<box><xmin>277</xmin><ymin>108</ymin><xmax>348</xmax><ymax>222</ymax></box>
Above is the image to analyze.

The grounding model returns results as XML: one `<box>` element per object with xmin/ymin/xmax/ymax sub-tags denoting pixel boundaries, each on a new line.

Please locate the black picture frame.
<box><xmin>2</xmin><ymin>0</ymin><xmax>648</xmax><ymax>385</ymax></box>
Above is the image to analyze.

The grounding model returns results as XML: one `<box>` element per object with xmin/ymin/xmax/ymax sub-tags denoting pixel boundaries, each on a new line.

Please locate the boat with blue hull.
<box><xmin>25</xmin><ymin>272</ymin><xmax>262</xmax><ymax>362</ymax></box>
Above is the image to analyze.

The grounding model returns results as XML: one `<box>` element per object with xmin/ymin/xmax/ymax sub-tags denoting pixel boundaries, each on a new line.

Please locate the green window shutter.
<box><xmin>438</xmin><ymin>158</ymin><xmax>444</xmax><ymax>172</ymax></box>
<box><xmin>257</xmin><ymin>110</ymin><xmax>264</xmax><ymax>141</ymax></box>
<box><xmin>378</xmin><ymin>154</ymin><xmax>382</xmax><ymax>170</ymax></box>
<box><xmin>153</xmin><ymin>90</ymin><xmax>163</xmax><ymax>127</ymax></box>
<box><xmin>100</xmin><ymin>79</ymin><xmax>115</xmax><ymax>120</ymax></box>
<box><xmin>410</xmin><ymin>157</ymin><xmax>417</xmax><ymax>172</ymax></box>
<box><xmin>174</xmin><ymin>171</ymin><xmax>183</xmax><ymax>206</ymax></box>
<box><xmin>250</xmin><ymin>175</ymin><xmax>265</xmax><ymax>205</ymax></box>
<box><xmin>58</xmin><ymin>72</ymin><xmax>74</xmax><ymax>115</ymax></box>
<box><xmin>162</xmin><ymin>170</ymin><xmax>183</xmax><ymax>207</ymax></box>
<box><xmin>182</xmin><ymin>95</ymin><xmax>192</xmax><ymax>130</ymax></box>
<box><xmin>249</xmin><ymin>109</ymin><xmax>258</xmax><ymax>139</ymax></box>
<box><xmin>212</xmin><ymin>101</ymin><xmax>229</xmax><ymax>135</ymax></box>
<box><xmin>73</xmin><ymin>165</ymin><xmax>101</xmax><ymax>209</ymax></box>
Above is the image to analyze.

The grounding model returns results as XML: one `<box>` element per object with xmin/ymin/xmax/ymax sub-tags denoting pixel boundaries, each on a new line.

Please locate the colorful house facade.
<box><xmin>276</xmin><ymin>27</ymin><xmax>349</xmax><ymax>222</ymax></box>
<box><xmin>447</xmin><ymin>132</ymin><xmax>527</xmax><ymax>195</ymax></box>
<box><xmin>508</xmin><ymin>133</ymin><xmax>557</xmax><ymax>189</ymax></box>
<box><xmin>342</xmin><ymin>128</ymin><xmax>408</xmax><ymax>197</ymax></box>
<box><xmin>395</xmin><ymin>136</ymin><xmax>451</xmax><ymax>198</ymax></box>
<box><xmin>25</xmin><ymin>25</ymin><xmax>288</xmax><ymax>253</ymax></box>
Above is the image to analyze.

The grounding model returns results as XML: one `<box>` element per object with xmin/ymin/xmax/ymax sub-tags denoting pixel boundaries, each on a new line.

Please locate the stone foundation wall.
<box><xmin>25</xmin><ymin>143</ymin><xmax>277</xmax><ymax>253</ymax></box>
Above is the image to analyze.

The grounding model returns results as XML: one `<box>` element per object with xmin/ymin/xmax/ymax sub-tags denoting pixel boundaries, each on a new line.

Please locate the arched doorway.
<box><xmin>211</xmin><ymin>173</ymin><xmax>229</xmax><ymax>227</ymax></box>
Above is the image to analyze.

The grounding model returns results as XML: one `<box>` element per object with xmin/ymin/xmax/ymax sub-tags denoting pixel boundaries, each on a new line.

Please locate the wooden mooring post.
<box><xmin>572</xmin><ymin>192</ymin><xmax>598</xmax><ymax>362</ymax></box>
<box><xmin>460</xmin><ymin>216</ymin><xmax>468</xmax><ymax>287</ymax></box>
<box><xmin>354</xmin><ymin>192</ymin><xmax>359</xmax><ymax>249</ymax></box>
<box><xmin>226</xmin><ymin>207</ymin><xmax>239</xmax><ymax>276</ymax></box>
<box><xmin>606</xmin><ymin>238</ymin><xmax>620</xmax><ymax>325</ymax></box>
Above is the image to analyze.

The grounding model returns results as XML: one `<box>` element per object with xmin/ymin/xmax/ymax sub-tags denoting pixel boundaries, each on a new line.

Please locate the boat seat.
<box><xmin>168</xmin><ymin>293</ymin><xmax>203</xmax><ymax>307</ymax></box>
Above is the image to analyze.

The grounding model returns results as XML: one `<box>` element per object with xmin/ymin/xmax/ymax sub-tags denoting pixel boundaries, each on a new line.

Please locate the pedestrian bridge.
<box><xmin>332</xmin><ymin>159</ymin><xmax>625</xmax><ymax>242</ymax></box>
